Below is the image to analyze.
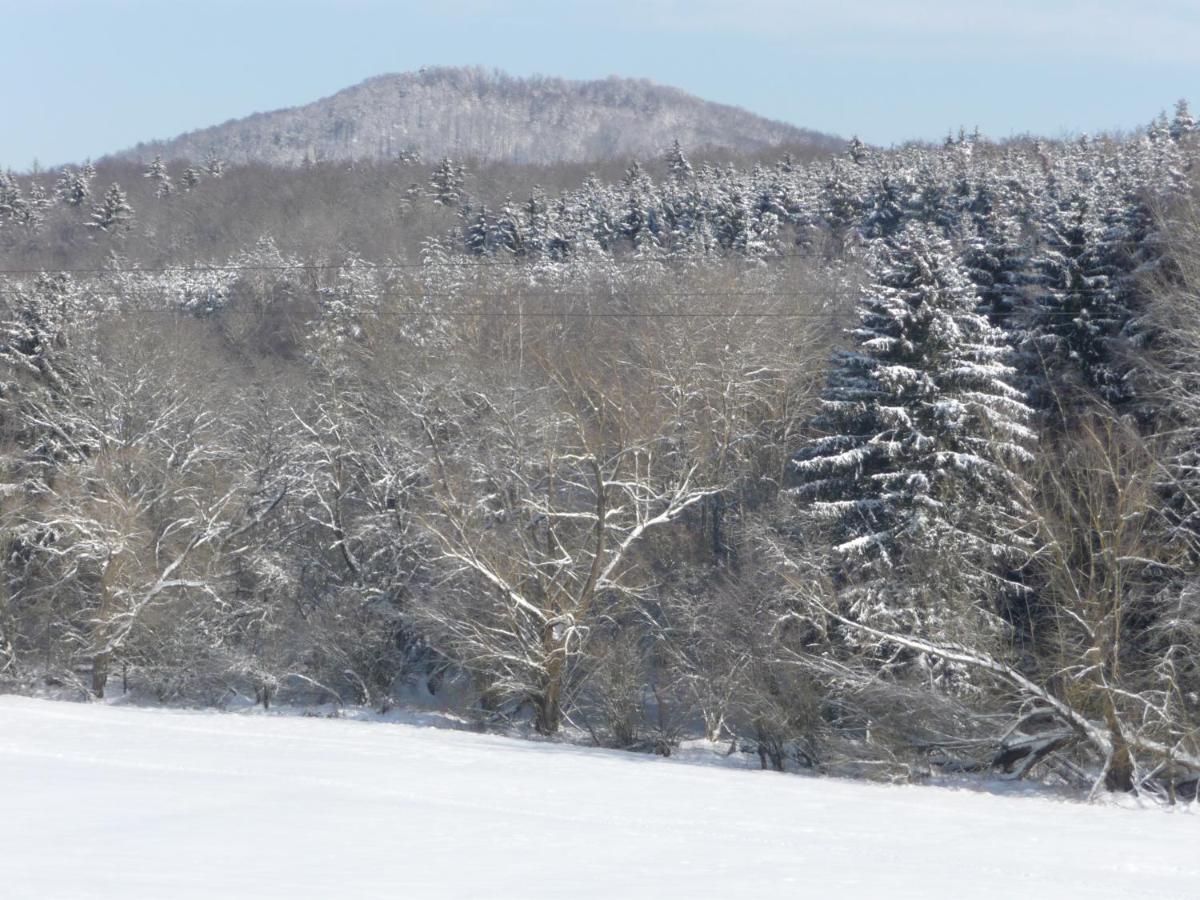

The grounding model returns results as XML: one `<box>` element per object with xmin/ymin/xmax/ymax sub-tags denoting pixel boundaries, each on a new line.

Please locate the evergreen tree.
<box><xmin>522</xmin><ymin>188</ymin><xmax>550</xmax><ymax>257</ymax></box>
<box><xmin>792</xmin><ymin>224</ymin><xmax>1034</xmax><ymax>651</ymax></box>
<box><xmin>54</xmin><ymin>165</ymin><xmax>92</xmax><ymax>207</ymax></box>
<box><xmin>819</xmin><ymin>163</ymin><xmax>860</xmax><ymax>255</ymax></box>
<box><xmin>665</xmin><ymin>140</ymin><xmax>693</xmax><ymax>182</ymax></box>
<box><xmin>24</xmin><ymin>180</ymin><xmax>50</xmax><ymax>231</ymax></box>
<box><xmin>429</xmin><ymin>157</ymin><xmax>465</xmax><ymax>207</ymax></box>
<box><xmin>493</xmin><ymin>195</ymin><xmax>527</xmax><ymax>257</ymax></box>
<box><xmin>203</xmin><ymin>151</ymin><xmax>225</xmax><ymax>179</ymax></box>
<box><xmin>88</xmin><ymin>183</ymin><xmax>134</xmax><ymax>233</ymax></box>
<box><xmin>862</xmin><ymin>174</ymin><xmax>909</xmax><ymax>240</ymax></box>
<box><xmin>181</xmin><ymin>167</ymin><xmax>202</xmax><ymax>191</ymax></box>
<box><xmin>963</xmin><ymin>199</ymin><xmax>1031</xmax><ymax>331</ymax></box>
<box><xmin>1026</xmin><ymin>193</ymin><xmax>1134</xmax><ymax>411</ymax></box>
<box><xmin>1170</xmin><ymin>99</ymin><xmax>1196</xmax><ymax>142</ymax></box>
<box><xmin>465</xmin><ymin>204</ymin><xmax>492</xmax><ymax>256</ymax></box>
<box><xmin>0</xmin><ymin>171</ymin><xmax>30</xmax><ymax>229</ymax></box>
<box><xmin>145</xmin><ymin>155</ymin><xmax>172</xmax><ymax>198</ymax></box>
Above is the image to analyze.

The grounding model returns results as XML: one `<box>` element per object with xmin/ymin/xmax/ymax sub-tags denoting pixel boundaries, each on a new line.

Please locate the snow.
<box><xmin>1</xmin><ymin>695</ymin><xmax>1197</xmax><ymax>900</ymax></box>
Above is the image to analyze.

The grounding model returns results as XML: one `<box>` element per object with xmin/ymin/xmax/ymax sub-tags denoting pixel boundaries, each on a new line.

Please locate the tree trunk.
<box><xmin>1104</xmin><ymin>705</ymin><xmax>1135</xmax><ymax>792</ymax></box>
<box><xmin>91</xmin><ymin>651</ymin><xmax>109</xmax><ymax>699</ymax></box>
<box><xmin>534</xmin><ymin>656</ymin><xmax>563</xmax><ymax>735</ymax></box>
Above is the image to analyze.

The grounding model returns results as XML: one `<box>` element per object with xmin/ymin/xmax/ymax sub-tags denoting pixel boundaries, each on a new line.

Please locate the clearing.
<box><xmin>0</xmin><ymin>695</ymin><xmax>1196</xmax><ymax>899</ymax></box>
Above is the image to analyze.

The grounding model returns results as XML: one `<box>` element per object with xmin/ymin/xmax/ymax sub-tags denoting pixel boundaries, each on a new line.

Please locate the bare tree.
<box><xmin>412</xmin><ymin>364</ymin><xmax>714</xmax><ymax>734</ymax></box>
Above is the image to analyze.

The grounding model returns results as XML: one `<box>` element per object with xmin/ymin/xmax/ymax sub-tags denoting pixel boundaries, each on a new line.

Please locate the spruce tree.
<box><xmin>429</xmin><ymin>157</ymin><xmax>465</xmax><ymax>207</ymax></box>
<box><xmin>1170</xmin><ymin>99</ymin><xmax>1196</xmax><ymax>142</ymax></box>
<box><xmin>1026</xmin><ymin>193</ymin><xmax>1134</xmax><ymax>412</ymax></box>
<box><xmin>792</xmin><ymin>224</ymin><xmax>1034</xmax><ymax>652</ymax></box>
<box><xmin>665</xmin><ymin>140</ymin><xmax>693</xmax><ymax>182</ymax></box>
<box><xmin>465</xmin><ymin>204</ymin><xmax>492</xmax><ymax>256</ymax></box>
<box><xmin>144</xmin><ymin>155</ymin><xmax>172</xmax><ymax>198</ymax></box>
<box><xmin>88</xmin><ymin>183</ymin><xmax>134</xmax><ymax>233</ymax></box>
<box><xmin>203</xmin><ymin>151</ymin><xmax>224</xmax><ymax>179</ymax></box>
<box><xmin>54</xmin><ymin>166</ymin><xmax>92</xmax><ymax>207</ymax></box>
<box><xmin>0</xmin><ymin>171</ymin><xmax>27</xmax><ymax>227</ymax></box>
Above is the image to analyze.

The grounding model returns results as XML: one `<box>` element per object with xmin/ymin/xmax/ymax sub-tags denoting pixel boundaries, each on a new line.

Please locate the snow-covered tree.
<box><xmin>1170</xmin><ymin>99</ymin><xmax>1196</xmax><ymax>142</ymax></box>
<box><xmin>203</xmin><ymin>150</ymin><xmax>224</xmax><ymax>178</ymax></box>
<box><xmin>0</xmin><ymin>171</ymin><xmax>29</xmax><ymax>228</ymax></box>
<box><xmin>88</xmin><ymin>183</ymin><xmax>134</xmax><ymax>233</ymax></box>
<box><xmin>429</xmin><ymin>157</ymin><xmax>465</xmax><ymax>207</ymax></box>
<box><xmin>144</xmin><ymin>155</ymin><xmax>172</xmax><ymax>198</ymax></box>
<box><xmin>1025</xmin><ymin>193</ymin><xmax>1135</xmax><ymax>412</ymax></box>
<box><xmin>464</xmin><ymin>204</ymin><xmax>492</xmax><ymax>256</ymax></box>
<box><xmin>792</xmin><ymin>224</ymin><xmax>1034</xmax><ymax>656</ymax></box>
<box><xmin>54</xmin><ymin>165</ymin><xmax>92</xmax><ymax>207</ymax></box>
<box><xmin>665</xmin><ymin>139</ymin><xmax>693</xmax><ymax>182</ymax></box>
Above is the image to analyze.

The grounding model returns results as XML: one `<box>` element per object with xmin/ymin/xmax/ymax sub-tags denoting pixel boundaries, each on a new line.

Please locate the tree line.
<box><xmin>2</xmin><ymin>101</ymin><xmax>1200</xmax><ymax>798</ymax></box>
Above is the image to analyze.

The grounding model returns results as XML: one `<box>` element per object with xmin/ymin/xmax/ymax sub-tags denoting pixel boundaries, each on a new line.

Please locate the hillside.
<box><xmin>112</xmin><ymin>66</ymin><xmax>841</xmax><ymax>166</ymax></box>
<box><xmin>1</xmin><ymin>696</ymin><xmax>1196</xmax><ymax>899</ymax></box>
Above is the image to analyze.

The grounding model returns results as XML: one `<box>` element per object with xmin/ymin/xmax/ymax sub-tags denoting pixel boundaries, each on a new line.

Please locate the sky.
<box><xmin>2</xmin><ymin>0</ymin><xmax>1198</xmax><ymax>169</ymax></box>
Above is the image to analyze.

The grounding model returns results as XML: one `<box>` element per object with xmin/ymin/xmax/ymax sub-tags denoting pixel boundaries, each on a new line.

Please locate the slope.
<box><xmin>0</xmin><ymin>695</ymin><xmax>1195</xmax><ymax>899</ymax></box>
<box><xmin>112</xmin><ymin>66</ymin><xmax>840</xmax><ymax>166</ymax></box>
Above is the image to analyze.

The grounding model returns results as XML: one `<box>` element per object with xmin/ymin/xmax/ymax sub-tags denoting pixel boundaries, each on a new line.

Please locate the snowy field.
<box><xmin>1</xmin><ymin>695</ymin><xmax>1196</xmax><ymax>899</ymax></box>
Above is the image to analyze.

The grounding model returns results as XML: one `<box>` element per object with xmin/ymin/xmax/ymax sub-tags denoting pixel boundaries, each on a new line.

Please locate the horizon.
<box><xmin>2</xmin><ymin>0</ymin><xmax>1198</xmax><ymax>168</ymax></box>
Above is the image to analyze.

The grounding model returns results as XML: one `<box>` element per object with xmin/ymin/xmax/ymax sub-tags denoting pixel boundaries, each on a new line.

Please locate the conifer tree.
<box><xmin>88</xmin><ymin>183</ymin><xmax>134</xmax><ymax>233</ymax></box>
<box><xmin>429</xmin><ymin>157</ymin><xmax>465</xmax><ymax>207</ymax></box>
<box><xmin>665</xmin><ymin>140</ymin><xmax>693</xmax><ymax>182</ymax></box>
<box><xmin>792</xmin><ymin>224</ymin><xmax>1034</xmax><ymax>651</ymax></box>
<box><xmin>963</xmin><ymin>197</ymin><xmax>1031</xmax><ymax>331</ymax></box>
<box><xmin>54</xmin><ymin>165</ymin><xmax>92</xmax><ymax>207</ymax></box>
<box><xmin>145</xmin><ymin>155</ymin><xmax>172</xmax><ymax>198</ymax></box>
<box><xmin>24</xmin><ymin>180</ymin><xmax>50</xmax><ymax>231</ymax></box>
<box><xmin>465</xmin><ymin>204</ymin><xmax>492</xmax><ymax>256</ymax></box>
<box><xmin>1170</xmin><ymin>99</ymin><xmax>1196</xmax><ymax>142</ymax></box>
<box><xmin>1026</xmin><ymin>193</ymin><xmax>1133</xmax><ymax>411</ymax></box>
<box><xmin>0</xmin><ymin>171</ymin><xmax>32</xmax><ymax>229</ymax></box>
<box><xmin>203</xmin><ymin>151</ymin><xmax>224</xmax><ymax>178</ymax></box>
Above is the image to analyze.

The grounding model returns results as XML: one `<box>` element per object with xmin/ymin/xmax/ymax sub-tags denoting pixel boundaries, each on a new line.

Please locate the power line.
<box><xmin>0</xmin><ymin>296</ymin><xmax>1140</xmax><ymax>319</ymax></box>
<box><xmin>0</xmin><ymin>256</ymin><xmax>813</xmax><ymax>276</ymax></box>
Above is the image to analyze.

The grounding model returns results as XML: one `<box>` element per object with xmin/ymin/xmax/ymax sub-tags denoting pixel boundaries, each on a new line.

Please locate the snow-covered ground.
<box><xmin>1</xmin><ymin>695</ymin><xmax>1196</xmax><ymax>899</ymax></box>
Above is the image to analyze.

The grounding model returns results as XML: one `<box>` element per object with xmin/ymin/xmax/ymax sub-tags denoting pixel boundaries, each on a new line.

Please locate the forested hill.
<box><xmin>109</xmin><ymin>67</ymin><xmax>841</xmax><ymax>167</ymax></box>
<box><xmin>5</xmin><ymin>97</ymin><xmax>1200</xmax><ymax>799</ymax></box>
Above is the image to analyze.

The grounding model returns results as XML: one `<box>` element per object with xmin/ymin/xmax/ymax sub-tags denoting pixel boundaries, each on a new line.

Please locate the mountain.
<box><xmin>113</xmin><ymin>66</ymin><xmax>841</xmax><ymax>166</ymax></box>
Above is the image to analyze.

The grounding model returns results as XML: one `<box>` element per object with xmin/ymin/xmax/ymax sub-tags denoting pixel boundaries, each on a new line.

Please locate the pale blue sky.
<box><xmin>3</xmin><ymin>0</ymin><xmax>1198</xmax><ymax>169</ymax></box>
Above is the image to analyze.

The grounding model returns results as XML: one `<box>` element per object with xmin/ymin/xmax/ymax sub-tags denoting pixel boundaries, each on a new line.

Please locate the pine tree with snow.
<box><xmin>1170</xmin><ymin>99</ymin><xmax>1196</xmax><ymax>142</ymax></box>
<box><xmin>1025</xmin><ymin>193</ymin><xmax>1133</xmax><ymax>411</ymax></box>
<box><xmin>0</xmin><ymin>171</ymin><xmax>30</xmax><ymax>228</ymax></box>
<box><xmin>493</xmin><ymin>195</ymin><xmax>527</xmax><ymax>257</ymax></box>
<box><xmin>464</xmin><ymin>204</ymin><xmax>492</xmax><ymax>256</ymax></box>
<box><xmin>429</xmin><ymin>157</ymin><xmax>465</xmax><ymax>207</ymax></box>
<box><xmin>54</xmin><ymin>165</ymin><xmax>92</xmax><ymax>207</ymax></box>
<box><xmin>145</xmin><ymin>155</ymin><xmax>172</xmax><ymax>198</ymax></box>
<box><xmin>963</xmin><ymin>196</ymin><xmax>1032</xmax><ymax>331</ymax></box>
<box><xmin>203</xmin><ymin>151</ymin><xmax>224</xmax><ymax>179</ymax></box>
<box><xmin>819</xmin><ymin>163</ymin><xmax>860</xmax><ymax>255</ymax></box>
<box><xmin>792</xmin><ymin>224</ymin><xmax>1034</xmax><ymax>653</ymax></box>
<box><xmin>88</xmin><ymin>183</ymin><xmax>134</xmax><ymax>233</ymax></box>
<box><xmin>24</xmin><ymin>180</ymin><xmax>50</xmax><ymax>231</ymax></box>
<box><xmin>862</xmin><ymin>174</ymin><xmax>909</xmax><ymax>240</ymax></box>
<box><xmin>521</xmin><ymin>188</ymin><xmax>550</xmax><ymax>257</ymax></box>
<box><xmin>181</xmin><ymin>167</ymin><xmax>202</xmax><ymax>192</ymax></box>
<box><xmin>665</xmin><ymin>140</ymin><xmax>693</xmax><ymax>182</ymax></box>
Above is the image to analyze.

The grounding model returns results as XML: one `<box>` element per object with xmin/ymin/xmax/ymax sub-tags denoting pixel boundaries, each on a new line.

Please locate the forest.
<box><xmin>2</xmin><ymin>102</ymin><xmax>1200</xmax><ymax>800</ymax></box>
